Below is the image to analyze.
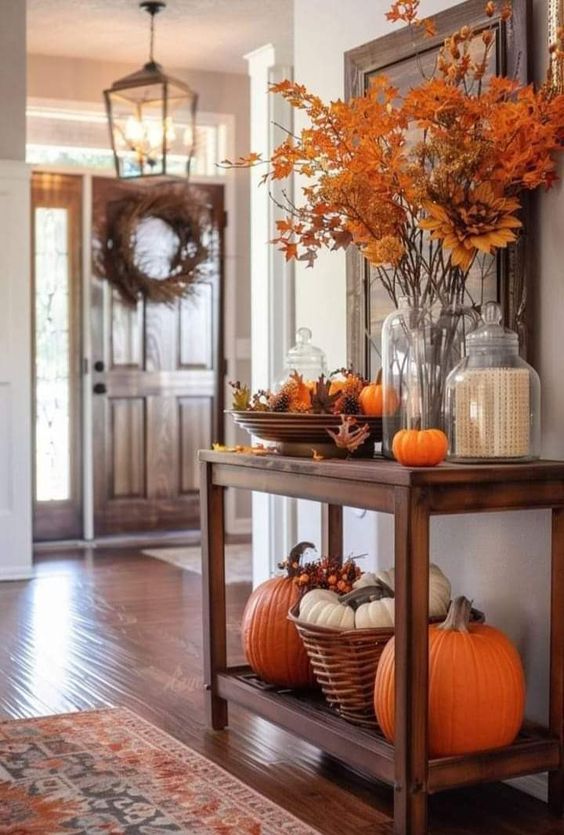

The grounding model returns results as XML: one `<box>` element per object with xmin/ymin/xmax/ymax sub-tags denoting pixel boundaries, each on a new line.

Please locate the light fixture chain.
<box><xmin>140</xmin><ymin>1</ymin><xmax>166</xmax><ymax>64</ymax></box>
<box><xmin>149</xmin><ymin>10</ymin><xmax>155</xmax><ymax>62</ymax></box>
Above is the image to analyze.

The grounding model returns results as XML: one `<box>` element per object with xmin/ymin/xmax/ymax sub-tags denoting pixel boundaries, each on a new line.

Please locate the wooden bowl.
<box><xmin>228</xmin><ymin>411</ymin><xmax>383</xmax><ymax>458</ymax></box>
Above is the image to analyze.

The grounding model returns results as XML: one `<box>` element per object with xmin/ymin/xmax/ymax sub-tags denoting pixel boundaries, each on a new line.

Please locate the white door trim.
<box><xmin>0</xmin><ymin>160</ymin><xmax>33</xmax><ymax>580</ymax></box>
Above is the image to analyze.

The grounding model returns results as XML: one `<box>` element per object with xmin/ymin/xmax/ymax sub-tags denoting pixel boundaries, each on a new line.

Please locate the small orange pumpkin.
<box><xmin>359</xmin><ymin>370</ymin><xmax>399</xmax><ymax>417</ymax></box>
<box><xmin>374</xmin><ymin>596</ymin><xmax>525</xmax><ymax>757</ymax></box>
<box><xmin>241</xmin><ymin>542</ymin><xmax>316</xmax><ymax>688</ymax></box>
<box><xmin>392</xmin><ymin>428</ymin><xmax>448</xmax><ymax>467</ymax></box>
<box><xmin>328</xmin><ymin>378</ymin><xmax>346</xmax><ymax>398</ymax></box>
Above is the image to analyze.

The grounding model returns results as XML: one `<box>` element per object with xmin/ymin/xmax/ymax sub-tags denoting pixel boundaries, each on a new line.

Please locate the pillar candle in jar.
<box><xmin>454</xmin><ymin>368</ymin><xmax>530</xmax><ymax>459</ymax></box>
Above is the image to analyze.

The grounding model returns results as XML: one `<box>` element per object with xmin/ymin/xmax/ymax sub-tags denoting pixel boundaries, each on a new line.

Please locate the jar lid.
<box><xmin>466</xmin><ymin>301</ymin><xmax>518</xmax><ymax>351</ymax></box>
<box><xmin>285</xmin><ymin>327</ymin><xmax>327</xmax><ymax>373</ymax></box>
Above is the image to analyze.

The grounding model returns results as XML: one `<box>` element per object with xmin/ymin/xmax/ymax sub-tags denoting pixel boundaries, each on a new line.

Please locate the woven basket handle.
<box><xmin>339</xmin><ymin>580</ymin><xmax>395</xmax><ymax>610</ymax></box>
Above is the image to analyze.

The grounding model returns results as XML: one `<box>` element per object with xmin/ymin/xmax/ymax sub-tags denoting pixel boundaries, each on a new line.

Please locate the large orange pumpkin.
<box><xmin>242</xmin><ymin>542</ymin><xmax>316</xmax><ymax>688</ymax></box>
<box><xmin>392</xmin><ymin>428</ymin><xmax>448</xmax><ymax>467</ymax></box>
<box><xmin>359</xmin><ymin>370</ymin><xmax>399</xmax><ymax>417</ymax></box>
<box><xmin>374</xmin><ymin>596</ymin><xmax>525</xmax><ymax>757</ymax></box>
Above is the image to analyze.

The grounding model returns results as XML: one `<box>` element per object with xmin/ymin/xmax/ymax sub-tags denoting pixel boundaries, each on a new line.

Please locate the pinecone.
<box><xmin>340</xmin><ymin>392</ymin><xmax>361</xmax><ymax>414</ymax></box>
<box><xmin>269</xmin><ymin>388</ymin><xmax>293</xmax><ymax>412</ymax></box>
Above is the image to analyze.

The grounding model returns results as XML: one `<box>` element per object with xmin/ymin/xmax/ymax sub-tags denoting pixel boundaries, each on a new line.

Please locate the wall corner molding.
<box><xmin>0</xmin><ymin>157</ymin><xmax>32</xmax><ymax>581</ymax></box>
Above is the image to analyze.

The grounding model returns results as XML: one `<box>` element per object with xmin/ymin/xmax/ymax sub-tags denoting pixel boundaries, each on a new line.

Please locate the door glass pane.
<box><xmin>35</xmin><ymin>207</ymin><xmax>71</xmax><ymax>501</ymax></box>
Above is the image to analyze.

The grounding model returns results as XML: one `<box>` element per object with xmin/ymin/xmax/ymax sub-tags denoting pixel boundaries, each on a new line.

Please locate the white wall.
<box><xmin>293</xmin><ymin>0</ymin><xmax>563</xmax><ymax>740</ymax></box>
<box><xmin>0</xmin><ymin>1</ymin><xmax>32</xmax><ymax>579</ymax></box>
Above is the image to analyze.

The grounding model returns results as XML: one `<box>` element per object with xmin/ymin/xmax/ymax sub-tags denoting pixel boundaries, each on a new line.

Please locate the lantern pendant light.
<box><xmin>104</xmin><ymin>1</ymin><xmax>198</xmax><ymax>179</ymax></box>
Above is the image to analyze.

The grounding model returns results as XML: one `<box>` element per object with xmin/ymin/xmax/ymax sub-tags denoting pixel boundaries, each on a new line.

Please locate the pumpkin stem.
<box><xmin>376</xmin><ymin>368</ymin><xmax>383</xmax><ymax>386</ymax></box>
<box><xmin>339</xmin><ymin>581</ymin><xmax>394</xmax><ymax>610</ymax></box>
<box><xmin>437</xmin><ymin>595</ymin><xmax>473</xmax><ymax>633</ymax></box>
<box><xmin>284</xmin><ymin>541</ymin><xmax>315</xmax><ymax>578</ymax></box>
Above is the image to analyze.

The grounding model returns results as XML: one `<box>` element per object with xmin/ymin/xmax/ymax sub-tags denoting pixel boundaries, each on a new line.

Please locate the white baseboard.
<box><xmin>0</xmin><ymin>566</ymin><xmax>34</xmax><ymax>581</ymax></box>
<box><xmin>505</xmin><ymin>772</ymin><xmax>548</xmax><ymax>802</ymax></box>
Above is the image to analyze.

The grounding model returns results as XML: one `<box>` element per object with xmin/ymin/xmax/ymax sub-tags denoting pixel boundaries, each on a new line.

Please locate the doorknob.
<box><xmin>94</xmin><ymin>360</ymin><xmax>105</xmax><ymax>372</ymax></box>
<box><xmin>93</xmin><ymin>382</ymin><xmax>107</xmax><ymax>395</ymax></box>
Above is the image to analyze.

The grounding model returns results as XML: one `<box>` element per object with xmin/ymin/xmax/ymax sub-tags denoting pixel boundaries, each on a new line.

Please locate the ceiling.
<box><xmin>27</xmin><ymin>0</ymin><xmax>293</xmax><ymax>75</ymax></box>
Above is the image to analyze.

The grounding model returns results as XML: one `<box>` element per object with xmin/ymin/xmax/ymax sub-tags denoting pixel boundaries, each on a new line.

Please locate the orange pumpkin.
<box><xmin>374</xmin><ymin>596</ymin><xmax>525</xmax><ymax>757</ymax></box>
<box><xmin>359</xmin><ymin>370</ymin><xmax>399</xmax><ymax>417</ymax></box>
<box><xmin>392</xmin><ymin>428</ymin><xmax>448</xmax><ymax>467</ymax></box>
<box><xmin>242</xmin><ymin>542</ymin><xmax>316</xmax><ymax>688</ymax></box>
<box><xmin>328</xmin><ymin>378</ymin><xmax>346</xmax><ymax>398</ymax></box>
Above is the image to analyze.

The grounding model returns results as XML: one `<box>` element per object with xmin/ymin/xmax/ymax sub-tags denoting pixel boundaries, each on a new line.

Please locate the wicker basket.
<box><xmin>289</xmin><ymin>602</ymin><xmax>484</xmax><ymax>728</ymax></box>
<box><xmin>288</xmin><ymin>602</ymin><xmax>393</xmax><ymax>727</ymax></box>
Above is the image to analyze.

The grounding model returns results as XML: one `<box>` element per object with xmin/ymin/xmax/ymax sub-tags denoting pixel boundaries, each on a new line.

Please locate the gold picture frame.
<box><xmin>549</xmin><ymin>0</ymin><xmax>564</xmax><ymax>92</ymax></box>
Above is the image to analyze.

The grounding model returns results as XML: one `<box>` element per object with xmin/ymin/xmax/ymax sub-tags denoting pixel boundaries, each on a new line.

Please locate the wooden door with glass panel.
<box><xmin>32</xmin><ymin>173</ymin><xmax>83</xmax><ymax>541</ymax></box>
<box><xmin>91</xmin><ymin>177</ymin><xmax>224</xmax><ymax>535</ymax></box>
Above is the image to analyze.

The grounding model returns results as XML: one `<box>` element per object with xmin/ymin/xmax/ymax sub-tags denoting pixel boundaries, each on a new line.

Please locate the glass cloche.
<box><xmin>275</xmin><ymin>327</ymin><xmax>327</xmax><ymax>388</ymax></box>
<box><xmin>445</xmin><ymin>302</ymin><xmax>540</xmax><ymax>462</ymax></box>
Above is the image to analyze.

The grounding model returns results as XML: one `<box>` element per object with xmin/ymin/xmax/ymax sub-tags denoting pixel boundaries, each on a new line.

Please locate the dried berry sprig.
<box><xmin>277</xmin><ymin>554</ymin><xmax>363</xmax><ymax>594</ymax></box>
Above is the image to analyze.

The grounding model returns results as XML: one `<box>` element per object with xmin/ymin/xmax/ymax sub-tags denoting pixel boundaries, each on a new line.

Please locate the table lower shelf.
<box><xmin>217</xmin><ymin>669</ymin><xmax>560</xmax><ymax>794</ymax></box>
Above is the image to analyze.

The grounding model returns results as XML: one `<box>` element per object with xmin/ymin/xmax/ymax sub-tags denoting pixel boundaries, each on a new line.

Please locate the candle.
<box><xmin>454</xmin><ymin>368</ymin><xmax>530</xmax><ymax>459</ymax></box>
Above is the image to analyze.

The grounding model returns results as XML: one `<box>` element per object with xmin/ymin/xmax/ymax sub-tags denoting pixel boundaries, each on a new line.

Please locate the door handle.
<box><xmin>93</xmin><ymin>382</ymin><xmax>107</xmax><ymax>395</ymax></box>
<box><xmin>94</xmin><ymin>360</ymin><xmax>105</xmax><ymax>372</ymax></box>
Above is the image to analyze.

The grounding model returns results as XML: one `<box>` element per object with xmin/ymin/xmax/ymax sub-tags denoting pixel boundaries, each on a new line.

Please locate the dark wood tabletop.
<box><xmin>199</xmin><ymin>450</ymin><xmax>564</xmax><ymax>487</ymax></box>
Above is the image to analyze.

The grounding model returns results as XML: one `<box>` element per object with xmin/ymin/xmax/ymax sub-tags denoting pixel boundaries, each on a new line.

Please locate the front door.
<box><xmin>91</xmin><ymin>177</ymin><xmax>224</xmax><ymax>536</ymax></box>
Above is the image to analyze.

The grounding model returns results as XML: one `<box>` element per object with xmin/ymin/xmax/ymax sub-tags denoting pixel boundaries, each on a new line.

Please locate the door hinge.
<box><xmin>83</xmin><ymin>357</ymin><xmax>89</xmax><ymax>375</ymax></box>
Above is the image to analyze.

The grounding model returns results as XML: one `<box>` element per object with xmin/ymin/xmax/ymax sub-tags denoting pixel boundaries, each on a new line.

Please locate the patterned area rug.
<box><xmin>142</xmin><ymin>544</ymin><xmax>252</xmax><ymax>584</ymax></box>
<box><xmin>0</xmin><ymin>708</ymin><xmax>318</xmax><ymax>834</ymax></box>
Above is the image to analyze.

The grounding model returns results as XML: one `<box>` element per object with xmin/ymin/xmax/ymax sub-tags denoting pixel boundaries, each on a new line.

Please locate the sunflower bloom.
<box><xmin>362</xmin><ymin>235</ymin><xmax>405</xmax><ymax>267</ymax></box>
<box><xmin>420</xmin><ymin>184</ymin><xmax>522</xmax><ymax>270</ymax></box>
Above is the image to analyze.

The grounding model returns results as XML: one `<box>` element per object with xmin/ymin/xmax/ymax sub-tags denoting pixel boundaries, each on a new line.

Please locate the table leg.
<box><xmin>200</xmin><ymin>461</ymin><xmax>228</xmax><ymax>730</ymax></box>
<box><xmin>322</xmin><ymin>504</ymin><xmax>343</xmax><ymax>559</ymax></box>
<box><xmin>549</xmin><ymin>507</ymin><xmax>564</xmax><ymax>816</ymax></box>
<box><xmin>393</xmin><ymin>486</ymin><xmax>430</xmax><ymax>835</ymax></box>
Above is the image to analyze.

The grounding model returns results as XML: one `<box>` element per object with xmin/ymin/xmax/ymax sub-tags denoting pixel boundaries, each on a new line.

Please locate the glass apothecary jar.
<box><xmin>382</xmin><ymin>299</ymin><xmax>475</xmax><ymax>457</ymax></box>
<box><xmin>445</xmin><ymin>302</ymin><xmax>540</xmax><ymax>462</ymax></box>
<box><xmin>275</xmin><ymin>327</ymin><xmax>327</xmax><ymax>389</ymax></box>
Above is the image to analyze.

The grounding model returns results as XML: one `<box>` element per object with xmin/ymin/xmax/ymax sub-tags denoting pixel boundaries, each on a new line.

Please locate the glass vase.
<box><xmin>381</xmin><ymin>299</ymin><xmax>478</xmax><ymax>458</ymax></box>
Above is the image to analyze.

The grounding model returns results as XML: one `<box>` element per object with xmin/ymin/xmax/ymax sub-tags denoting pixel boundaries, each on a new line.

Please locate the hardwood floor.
<box><xmin>0</xmin><ymin>547</ymin><xmax>562</xmax><ymax>834</ymax></box>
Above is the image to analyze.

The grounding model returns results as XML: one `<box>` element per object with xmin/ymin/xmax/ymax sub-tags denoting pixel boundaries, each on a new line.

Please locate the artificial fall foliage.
<box><xmin>212</xmin><ymin>442</ymin><xmax>272</xmax><ymax>455</ymax></box>
<box><xmin>229</xmin><ymin>371</ymin><xmax>374</xmax><ymax>416</ymax></box>
<box><xmin>326</xmin><ymin>416</ymin><xmax>371</xmax><ymax>453</ymax></box>
<box><xmin>226</xmin><ymin>1</ymin><xmax>564</xmax><ymax>309</ymax></box>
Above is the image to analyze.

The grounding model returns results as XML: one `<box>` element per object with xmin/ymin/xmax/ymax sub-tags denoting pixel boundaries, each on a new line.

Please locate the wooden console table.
<box><xmin>199</xmin><ymin>451</ymin><xmax>564</xmax><ymax>835</ymax></box>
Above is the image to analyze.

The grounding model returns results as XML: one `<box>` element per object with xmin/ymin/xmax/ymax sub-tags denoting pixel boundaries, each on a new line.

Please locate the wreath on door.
<box><xmin>96</xmin><ymin>185</ymin><xmax>209</xmax><ymax>306</ymax></box>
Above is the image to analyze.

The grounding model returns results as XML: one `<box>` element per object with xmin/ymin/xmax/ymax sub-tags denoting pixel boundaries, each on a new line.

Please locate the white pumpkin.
<box><xmin>355</xmin><ymin>596</ymin><xmax>395</xmax><ymax>628</ymax></box>
<box><xmin>358</xmin><ymin>562</ymin><xmax>451</xmax><ymax>619</ymax></box>
<box><xmin>353</xmin><ymin>572</ymin><xmax>379</xmax><ymax>589</ymax></box>
<box><xmin>299</xmin><ymin>588</ymin><xmax>338</xmax><ymax>620</ymax></box>
<box><xmin>299</xmin><ymin>584</ymin><xmax>396</xmax><ymax>630</ymax></box>
<box><xmin>299</xmin><ymin>589</ymin><xmax>355</xmax><ymax>629</ymax></box>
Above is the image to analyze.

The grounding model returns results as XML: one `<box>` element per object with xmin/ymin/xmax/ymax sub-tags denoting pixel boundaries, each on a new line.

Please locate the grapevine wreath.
<box><xmin>96</xmin><ymin>184</ymin><xmax>209</xmax><ymax>306</ymax></box>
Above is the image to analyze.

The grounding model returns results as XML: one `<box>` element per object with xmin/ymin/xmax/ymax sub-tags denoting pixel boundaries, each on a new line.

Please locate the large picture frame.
<box><xmin>549</xmin><ymin>0</ymin><xmax>564</xmax><ymax>91</ymax></box>
<box><xmin>344</xmin><ymin>0</ymin><xmax>532</xmax><ymax>377</ymax></box>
